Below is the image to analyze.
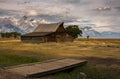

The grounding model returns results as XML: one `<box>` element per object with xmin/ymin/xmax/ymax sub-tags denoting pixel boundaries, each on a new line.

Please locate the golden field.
<box><xmin>0</xmin><ymin>38</ymin><xmax>120</xmax><ymax>79</ymax></box>
<box><xmin>0</xmin><ymin>38</ymin><xmax>120</xmax><ymax>59</ymax></box>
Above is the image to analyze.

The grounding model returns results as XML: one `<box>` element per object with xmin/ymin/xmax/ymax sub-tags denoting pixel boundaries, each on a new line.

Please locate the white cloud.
<box><xmin>93</xmin><ymin>27</ymin><xmax>112</xmax><ymax>32</ymax></box>
<box><xmin>0</xmin><ymin>0</ymin><xmax>120</xmax><ymax>32</ymax></box>
<box><xmin>27</xmin><ymin>10</ymin><xmax>38</xmax><ymax>16</ymax></box>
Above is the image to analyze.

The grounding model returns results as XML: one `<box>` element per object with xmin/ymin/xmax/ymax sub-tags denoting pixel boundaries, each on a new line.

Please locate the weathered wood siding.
<box><xmin>21</xmin><ymin>36</ymin><xmax>44</xmax><ymax>43</ymax></box>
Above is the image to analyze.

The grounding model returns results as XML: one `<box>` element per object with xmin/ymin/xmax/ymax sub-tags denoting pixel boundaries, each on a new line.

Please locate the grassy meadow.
<box><xmin>0</xmin><ymin>38</ymin><xmax>120</xmax><ymax>79</ymax></box>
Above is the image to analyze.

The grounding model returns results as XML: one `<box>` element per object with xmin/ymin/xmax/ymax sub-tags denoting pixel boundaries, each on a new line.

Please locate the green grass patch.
<box><xmin>55</xmin><ymin>66</ymin><xmax>120</xmax><ymax>79</ymax></box>
<box><xmin>0</xmin><ymin>54</ymin><xmax>39</xmax><ymax>67</ymax></box>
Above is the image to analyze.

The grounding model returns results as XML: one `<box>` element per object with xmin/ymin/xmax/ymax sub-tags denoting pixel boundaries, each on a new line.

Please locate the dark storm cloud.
<box><xmin>0</xmin><ymin>0</ymin><xmax>16</xmax><ymax>3</ymax></box>
<box><xmin>104</xmin><ymin>0</ymin><xmax>120</xmax><ymax>6</ymax></box>
<box><xmin>0</xmin><ymin>8</ymin><xmax>25</xmax><ymax>16</ymax></box>
<box><xmin>60</xmin><ymin>0</ymin><xmax>81</xmax><ymax>4</ymax></box>
<box><xmin>0</xmin><ymin>8</ymin><xmax>15</xmax><ymax>15</ymax></box>
<box><xmin>114</xmin><ymin>7</ymin><xmax>120</xmax><ymax>11</ymax></box>
<box><xmin>0</xmin><ymin>0</ymin><xmax>4</xmax><ymax>2</ymax></box>
<box><xmin>0</xmin><ymin>0</ymin><xmax>8</xmax><ymax>3</ymax></box>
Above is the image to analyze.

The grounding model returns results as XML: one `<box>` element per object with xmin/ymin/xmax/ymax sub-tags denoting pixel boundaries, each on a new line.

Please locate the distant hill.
<box><xmin>80</xmin><ymin>26</ymin><xmax>120</xmax><ymax>38</ymax></box>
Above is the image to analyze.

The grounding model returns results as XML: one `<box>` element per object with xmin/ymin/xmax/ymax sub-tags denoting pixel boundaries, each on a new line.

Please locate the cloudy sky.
<box><xmin>0</xmin><ymin>0</ymin><xmax>120</xmax><ymax>32</ymax></box>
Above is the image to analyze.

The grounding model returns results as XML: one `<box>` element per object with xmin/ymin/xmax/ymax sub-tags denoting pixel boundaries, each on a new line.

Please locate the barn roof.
<box><xmin>22</xmin><ymin>32</ymin><xmax>53</xmax><ymax>37</ymax></box>
<box><xmin>34</xmin><ymin>22</ymin><xmax>64</xmax><ymax>32</ymax></box>
<box><xmin>22</xmin><ymin>22</ymin><xmax>64</xmax><ymax>37</ymax></box>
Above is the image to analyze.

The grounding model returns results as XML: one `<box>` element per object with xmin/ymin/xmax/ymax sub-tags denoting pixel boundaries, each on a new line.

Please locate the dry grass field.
<box><xmin>0</xmin><ymin>38</ymin><xmax>120</xmax><ymax>79</ymax></box>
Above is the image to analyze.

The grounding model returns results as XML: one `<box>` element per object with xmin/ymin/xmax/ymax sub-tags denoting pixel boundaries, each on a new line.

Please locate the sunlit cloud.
<box><xmin>28</xmin><ymin>10</ymin><xmax>38</xmax><ymax>16</ymax></box>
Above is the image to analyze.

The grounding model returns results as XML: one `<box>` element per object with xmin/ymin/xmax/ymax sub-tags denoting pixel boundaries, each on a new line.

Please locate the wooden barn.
<box><xmin>21</xmin><ymin>22</ymin><xmax>74</xmax><ymax>43</ymax></box>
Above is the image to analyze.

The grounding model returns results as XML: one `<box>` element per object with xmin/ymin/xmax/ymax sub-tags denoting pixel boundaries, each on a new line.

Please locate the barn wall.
<box><xmin>21</xmin><ymin>33</ymin><xmax>74</xmax><ymax>43</ymax></box>
<box><xmin>45</xmin><ymin>34</ymin><xmax>56</xmax><ymax>42</ymax></box>
<box><xmin>63</xmin><ymin>34</ymin><xmax>74</xmax><ymax>42</ymax></box>
<box><xmin>55</xmin><ymin>32</ymin><xmax>74</xmax><ymax>42</ymax></box>
<box><xmin>21</xmin><ymin>34</ymin><xmax>73</xmax><ymax>43</ymax></box>
<box><xmin>21</xmin><ymin>36</ymin><xmax>44</xmax><ymax>43</ymax></box>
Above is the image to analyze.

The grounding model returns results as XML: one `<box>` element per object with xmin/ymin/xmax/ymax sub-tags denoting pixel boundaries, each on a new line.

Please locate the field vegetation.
<box><xmin>0</xmin><ymin>38</ymin><xmax>120</xmax><ymax>79</ymax></box>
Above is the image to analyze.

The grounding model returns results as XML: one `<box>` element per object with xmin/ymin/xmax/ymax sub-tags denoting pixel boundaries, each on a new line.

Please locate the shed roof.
<box><xmin>34</xmin><ymin>22</ymin><xmax>64</xmax><ymax>32</ymax></box>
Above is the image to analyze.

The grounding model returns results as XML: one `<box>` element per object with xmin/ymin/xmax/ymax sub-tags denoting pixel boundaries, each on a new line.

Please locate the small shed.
<box><xmin>21</xmin><ymin>22</ymin><xmax>74</xmax><ymax>43</ymax></box>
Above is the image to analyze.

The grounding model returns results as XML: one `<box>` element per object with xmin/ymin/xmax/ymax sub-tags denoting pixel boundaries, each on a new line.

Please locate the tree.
<box><xmin>65</xmin><ymin>25</ymin><xmax>82</xmax><ymax>38</ymax></box>
<box><xmin>0</xmin><ymin>32</ymin><xmax>21</xmax><ymax>38</ymax></box>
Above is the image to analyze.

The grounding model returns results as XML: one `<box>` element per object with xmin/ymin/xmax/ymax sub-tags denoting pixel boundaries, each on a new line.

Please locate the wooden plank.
<box><xmin>5</xmin><ymin>58</ymin><xmax>87</xmax><ymax>78</ymax></box>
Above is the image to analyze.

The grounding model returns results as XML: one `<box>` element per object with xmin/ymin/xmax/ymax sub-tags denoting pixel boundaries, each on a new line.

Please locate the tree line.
<box><xmin>0</xmin><ymin>32</ymin><xmax>21</xmax><ymax>38</ymax></box>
